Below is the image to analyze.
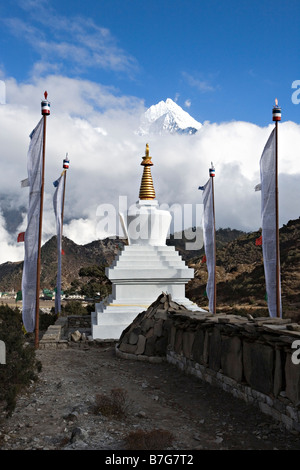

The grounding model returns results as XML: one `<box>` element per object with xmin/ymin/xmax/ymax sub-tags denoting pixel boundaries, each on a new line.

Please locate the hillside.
<box><xmin>1</xmin><ymin>219</ymin><xmax>300</xmax><ymax>319</ymax></box>
<box><xmin>0</xmin><ymin>227</ymin><xmax>243</xmax><ymax>294</ymax></box>
<box><xmin>186</xmin><ymin>217</ymin><xmax>300</xmax><ymax>319</ymax></box>
<box><xmin>167</xmin><ymin>227</ymin><xmax>245</xmax><ymax>261</ymax></box>
<box><xmin>0</xmin><ymin>236</ymin><xmax>125</xmax><ymax>293</ymax></box>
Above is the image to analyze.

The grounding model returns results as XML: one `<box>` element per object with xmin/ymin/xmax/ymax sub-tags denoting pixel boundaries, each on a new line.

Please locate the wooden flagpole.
<box><xmin>209</xmin><ymin>163</ymin><xmax>217</xmax><ymax>314</ymax></box>
<box><xmin>273</xmin><ymin>99</ymin><xmax>281</xmax><ymax>318</ymax></box>
<box><xmin>34</xmin><ymin>91</ymin><xmax>50</xmax><ymax>349</ymax></box>
<box><xmin>61</xmin><ymin>154</ymin><xmax>69</xmax><ymax>236</ymax></box>
<box><xmin>62</xmin><ymin>170</ymin><xmax>66</xmax><ymax>234</ymax></box>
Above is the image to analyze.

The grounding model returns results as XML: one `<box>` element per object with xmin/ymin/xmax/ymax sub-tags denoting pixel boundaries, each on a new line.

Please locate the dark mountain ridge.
<box><xmin>1</xmin><ymin>218</ymin><xmax>300</xmax><ymax>320</ymax></box>
<box><xmin>186</xmin><ymin>217</ymin><xmax>300</xmax><ymax>318</ymax></box>
<box><xmin>0</xmin><ymin>236</ymin><xmax>125</xmax><ymax>293</ymax></box>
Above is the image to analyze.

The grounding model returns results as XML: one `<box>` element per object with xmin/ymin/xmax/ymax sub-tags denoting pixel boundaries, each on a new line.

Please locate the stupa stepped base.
<box><xmin>91</xmin><ymin>294</ymin><xmax>202</xmax><ymax>340</ymax></box>
<box><xmin>91</xmin><ymin>244</ymin><xmax>203</xmax><ymax>339</ymax></box>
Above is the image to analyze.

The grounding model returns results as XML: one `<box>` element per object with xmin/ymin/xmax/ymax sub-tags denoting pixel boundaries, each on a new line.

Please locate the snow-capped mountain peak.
<box><xmin>137</xmin><ymin>98</ymin><xmax>202</xmax><ymax>136</ymax></box>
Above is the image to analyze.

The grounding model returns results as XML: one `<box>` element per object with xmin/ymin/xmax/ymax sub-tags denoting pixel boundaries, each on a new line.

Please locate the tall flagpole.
<box><xmin>272</xmin><ymin>98</ymin><xmax>281</xmax><ymax>318</ymax></box>
<box><xmin>61</xmin><ymin>154</ymin><xmax>69</xmax><ymax>237</ymax></box>
<box><xmin>34</xmin><ymin>91</ymin><xmax>50</xmax><ymax>348</ymax></box>
<box><xmin>209</xmin><ymin>162</ymin><xmax>217</xmax><ymax>315</ymax></box>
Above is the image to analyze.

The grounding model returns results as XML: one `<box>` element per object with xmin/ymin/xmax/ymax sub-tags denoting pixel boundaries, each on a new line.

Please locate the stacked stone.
<box><xmin>116</xmin><ymin>292</ymin><xmax>300</xmax><ymax>431</ymax></box>
<box><xmin>39</xmin><ymin>323</ymin><xmax>68</xmax><ymax>350</ymax></box>
<box><xmin>67</xmin><ymin>315</ymin><xmax>91</xmax><ymax>329</ymax></box>
<box><xmin>116</xmin><ymin>292</ymin><xmax>199</xmax><ymax>361</ymax></box>
<box><xmin>168</xmin><ymin>313</ymin><xmax>296</xmax><ymax>387</ymax></box>
<box><xmin>166</xmin><ymin>310</ymin><xmax>300</xmax><ymax>432</ymax></box>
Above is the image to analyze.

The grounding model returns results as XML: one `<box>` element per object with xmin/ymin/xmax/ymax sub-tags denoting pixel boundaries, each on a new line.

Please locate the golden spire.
<box><xmin>139</xmin><ymin>144</ymin><xmax>156</xmax><ymax>200</ymax></box>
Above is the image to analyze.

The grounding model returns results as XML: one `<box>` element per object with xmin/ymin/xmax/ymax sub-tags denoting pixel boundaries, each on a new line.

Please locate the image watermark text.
<box><xmin>96</xmin><ymin>196</ymin><xmax>204</xmax><ymax>250</ymax></box>
<box><xmin>291</xmin><ymin>340</ymin><xmax>300</xmax><ymax>365</ymax></box>
<box><xmin>291</xmin><ymin>80</ymin><xmax>300</xmax><ymax>104</ymax></box>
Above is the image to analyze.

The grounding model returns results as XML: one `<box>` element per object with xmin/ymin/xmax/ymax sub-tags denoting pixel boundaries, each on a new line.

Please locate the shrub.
<box><xmin>61</xmin><ymin>300</ymin><xmax>89</xmax><ymax>316</ymax></box>
<box><xmin>0</xmin><ymin>305</ymin><xmax>41</xmax><ymax>416</ymax></box>
<box><xmin>124</xmin><ymin>429</ymin><xmax>174</xmax><ymax>450</ymax></box>
<box><xmin>39</xmin><ymin>312</ymin><xmax>57</xmax><ymax>330</ymax></box>
<box><xmin>94</xmin><ymin>388</ymin><xmax>130</xmax><ymax>418</ymax></box>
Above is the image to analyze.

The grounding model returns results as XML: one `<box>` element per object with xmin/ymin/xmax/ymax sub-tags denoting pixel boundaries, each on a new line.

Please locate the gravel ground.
<box><xmin>0</xmin><ymin>343</ymin><xmax>299</xmax><ymax>454</ymax></box>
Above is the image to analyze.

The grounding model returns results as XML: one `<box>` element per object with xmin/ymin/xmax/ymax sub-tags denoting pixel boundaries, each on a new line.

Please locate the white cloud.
<box><xmin>63</xmin><ymin>218</ymin><xmax>99</xmax><ymax>246</ymax></box>
<box><xmin>0</xmin><ymin>73</ymin><xmax>300</xmax><ymax>264</ymax></box>
<box><xmin>0</xmin><ymin>210</ymin><xmax>24</xmax><ymax>264</ymax></box>
<box><xmin>4</xmin><ymin>2</ymin><xmax>139</xmax><ymax>78</ymax></box>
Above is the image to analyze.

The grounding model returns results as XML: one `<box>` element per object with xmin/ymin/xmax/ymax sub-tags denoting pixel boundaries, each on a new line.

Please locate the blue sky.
<box><xmin>0</xmin><ymin>0</ymin><xmax>299</xmax><ymax>126</ymax></box>
<box><xmin>0</xmin><ymin>0</ymin><xmax>300</xmax><ymax>262</ymax></box>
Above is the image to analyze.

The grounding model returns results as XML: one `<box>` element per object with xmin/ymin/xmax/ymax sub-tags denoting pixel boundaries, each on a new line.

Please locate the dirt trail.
<box><xmin>0</xmin><ymin>344</ymin><xmax>299</xmax><ymax>451</ymax></box>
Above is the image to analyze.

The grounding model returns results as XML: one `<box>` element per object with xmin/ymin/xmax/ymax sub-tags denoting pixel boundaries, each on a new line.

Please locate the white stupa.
<box><xmin>91</xmin><ymin>144</ymin><xmax>202</xmax><ymax>339</ymax></box>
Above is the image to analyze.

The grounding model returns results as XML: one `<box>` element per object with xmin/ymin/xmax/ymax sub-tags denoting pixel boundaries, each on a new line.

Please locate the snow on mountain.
<box><xmin>137</xmin><ymin>98</ymin><xmax>202</xmax><ymax>136</ymax></box>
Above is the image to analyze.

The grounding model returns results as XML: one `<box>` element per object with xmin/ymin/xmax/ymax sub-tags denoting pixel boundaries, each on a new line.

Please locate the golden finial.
<box><xmin>141</xmin><ymin>143</ymin><xmax>153</xmax><ymax>166</ymax></box>
<box><xmin>139</xmin><ymin>144</ymin><xmax>156</xmax><ymax>200</ymax></box>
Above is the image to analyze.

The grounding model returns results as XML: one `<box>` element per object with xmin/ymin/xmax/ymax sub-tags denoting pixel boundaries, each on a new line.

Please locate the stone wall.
<box><xmin>39</xmin><ymin>315</ymin><xmax>115</xmax><ymax>349</ymax></box>
<box><xmin>66</xmin><ymin>315</ymin><xmax>91</xmax><ymax>329</ymax></box>
<box><xmin>115</xmin><ymin>293</ymin><xmax>300</xmax><ymax>433</ymax></box>
<box><xmin>39</xmin><ymin>315</ymin><xmax>91</xmax><ymax>349</ymax></box>
<box><xmin>166</xmin><ymin>311</ymin><xmax>300</xmax><ymax>433</ymax></box>
<box><xmin>39</xmin><ymin>316</ymin><xmax>68</xmax><ymax>349</ymax></box>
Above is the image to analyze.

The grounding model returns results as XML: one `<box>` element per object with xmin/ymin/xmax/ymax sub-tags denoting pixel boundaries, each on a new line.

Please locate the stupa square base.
<box><xmin>91</xmin><ymin>292</ymin><xmax>202</xmax><ymax>340</ymax></box>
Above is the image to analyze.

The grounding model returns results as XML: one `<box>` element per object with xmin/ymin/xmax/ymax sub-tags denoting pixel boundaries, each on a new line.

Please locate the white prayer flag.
<box><xmin>22</xmin><ymin>118</ymin><xmax>44</xmax><ymax>332</ymax></box>
<box><xmin>202</xmin><ymin>178</ymin><xmax>216</xmax><ymax>313</ymax></box>
<box><xmin>260</xmin><ymin>128</ymin><xmax>282</xmax><ymax>318</ymax></box>
<box><xmin>53</xmin><ymin>173</ymin><xmax>65</xmax><ymax>314</ymax></box>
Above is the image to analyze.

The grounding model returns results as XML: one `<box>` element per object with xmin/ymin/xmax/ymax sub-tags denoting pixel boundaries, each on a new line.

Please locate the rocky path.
<box><xmin>0</xmin><ymin>344</ymin><xmax>299</xmax><ymax>452</ymax></box>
